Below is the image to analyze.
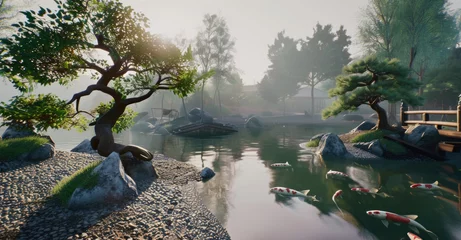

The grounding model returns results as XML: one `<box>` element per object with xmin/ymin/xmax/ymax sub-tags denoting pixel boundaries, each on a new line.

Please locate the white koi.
<box><xmin>407</xmin><ymin>232</ymin><xmax>422</xmax><ymax>240</ymax></box>
<box><xmin>270</xmin><ymin>162</ymin><xmax>292</xmax><ymax>168</ymax></box>
<box><xmin>410</xmin><ymin>181</ymin><xmax>441</xmax><ymax>190</ymax></box>
<box><xmin>366</xmin><ymin>210</ymin><xmax>438</xmax><ymax>240</ymax></box>
<box><xmin>332</xmin><ymin>190</ymin><xmax>343</xmax><ymax>216</ymax></box>
<box><xmin>326</xmin><ymin>170</ymin><xmax>349</xmax><ymax>180</ymax></box>
<box><xmin>269</xmin><ymin>187</ymin><xmax>319</xmax><ymax>202</ymax></box>
<box><xmin>351</xmin><ymin>187</ymin><xmax>390</xmax><ymax>198</ymax></box>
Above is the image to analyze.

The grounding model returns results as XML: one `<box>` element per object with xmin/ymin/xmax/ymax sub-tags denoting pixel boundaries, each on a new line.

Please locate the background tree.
<box><xmin>423</xmin><ymin>47</ymin><xmax>461</xmax><ymax>108</ymax></box>
<box><xmin>394</xmin><ymin>0</ymin><xmax>458</xmax><ymax>89</ymax></box>
<box><xmin>359</xmin><ymin>0</ymin><xmax>399</xmax><ymax>122</ymax></box>
<box><xmin>0</xmin><ymin>0</ymin><xmax>203</xmax><ymax>159</ymax></box>
<box><xmin>195</xmin><ymin>14</ymin><xmax>222</xmax><ymax>119</ymax></box>
<box><xmin>323</xmin><ymin>56</ymin><xmax>423</xmax><ymax>130</ymax></box>
<box><xmin>358</xmin><ymin>0</ymin><xmax>459</xmax><ymax>119</ymax></box>
<box><xmin>210</xmin><ymin>17</ymin><xmax>235</xmax><ymax>119</ymax></box>
<box><xmin>298</xmin><ymin>23</ymin><xmax>351</xmax><ymax>114</ymax></box>
<box><xmin>257</xmin><ymin>31</ymin><xmax>300</xmax><ymax>115</ymax></box>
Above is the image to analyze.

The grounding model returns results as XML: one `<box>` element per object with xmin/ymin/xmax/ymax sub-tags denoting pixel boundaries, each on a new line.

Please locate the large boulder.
<box><xmin>188</xmin><ymin>108</ymin><xmax>213</xmax><ymax>123</ymax></box>
<box><xmin>1</xmin><ymin>125</ymin><xmax>37</xmax><ymax>140</ymax></box>
<box><xmin>68</xmin><ymin>152</ymin><xmax>138</xmax><ymax>209</ymax></box>
<box><xmin>245</xmin><ymin>116</ymin><xmax>263</xmax><ymax>129</ymax></box>
<box><xmin>350</xmin><ymin>121</ymin><xmax>376</xmax><ymax>133</ymax></box>
<box><xmin>28</xmin><ymin>143</ymin><xmax>55</xmax><ymax>161</ymax></box>
<box><xmin>131</xmin><ymin>121</ymin><xmax>155</xmax><ymax>133</ymax></box>
<box><xmin>316</xmin><ymin>133</ymin><xmax>349</xmax><ymax>159</ymax></box>
<box><xmin>404</xmin><ymin>125</ymin><xmax>440</xmax><ymax>150</ymax></box>
<box><xmin>71</xmin><ymin>139</ymin><xmax>98</xmax><ymax>154</ymax></box>
<box><xmin>120</xmin><ymin>152</ymin><xmax>158</xmax><ymax>183</ymax></box>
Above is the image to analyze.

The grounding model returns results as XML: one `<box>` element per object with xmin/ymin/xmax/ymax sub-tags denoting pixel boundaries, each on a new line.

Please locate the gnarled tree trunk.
<box><xmin>370</xmin><ymin>103</ymin><xmax>394</xmax><ymax>130</ymax></box>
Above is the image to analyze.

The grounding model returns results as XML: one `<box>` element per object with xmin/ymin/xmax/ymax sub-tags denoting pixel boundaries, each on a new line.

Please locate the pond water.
<box><xmin>35</xmin><ymin>124</ymin><xmax>461</xmax><ymax>239</ymax></box>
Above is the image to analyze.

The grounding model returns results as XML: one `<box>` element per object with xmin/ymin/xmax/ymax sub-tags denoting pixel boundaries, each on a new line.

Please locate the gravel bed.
<box><xmin>0</xmin><ymin>151</ymin><xmax>230</xmax><ymax>240</ymax></box>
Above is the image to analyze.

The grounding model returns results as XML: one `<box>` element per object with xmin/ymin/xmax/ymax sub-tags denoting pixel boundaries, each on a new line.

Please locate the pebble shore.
<box><xmin>0</xmin><ymin>151</ymin><xmax>230</xmax><ymax>240</ymax></box>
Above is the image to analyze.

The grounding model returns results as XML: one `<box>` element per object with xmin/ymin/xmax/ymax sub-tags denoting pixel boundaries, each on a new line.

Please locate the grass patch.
<box><xmin>0</xmin><ymin>136</ymin><xmax>49</xmax><ymax>161</ymax></box>
<box><xmin>51</xmin><ymin>161</ymin><xmax>102</xmax><ymax>206</ymax></box>
<box><xmin>379</xmin><ymin>139</ymin><xmax>407</xmax><ymax>155</ymax></box>
<box><xmin>351</xmin><ymin>129</ymin><xmax>407</xmax><ymax>156</ymax></box>
<box><xmin>306</xmin><ymin>139</ymin><xmax>320</xmax><ymax>147</ymax></box>
<box><xmin>350</xmin><ymin>129</ymin><xmax>394</xmax><ymax>143</ymax></box>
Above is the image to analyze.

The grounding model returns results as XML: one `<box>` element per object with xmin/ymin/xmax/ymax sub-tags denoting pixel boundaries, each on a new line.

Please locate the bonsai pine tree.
<box><xmin>0</xmin><ymin>0</ymin><xmax>208</xmax><ymax>159</ymax></box>
<box><xmin>322</xmin><ymin>56</ymin><xmax>423</xmax><ymax>130</ymax></box>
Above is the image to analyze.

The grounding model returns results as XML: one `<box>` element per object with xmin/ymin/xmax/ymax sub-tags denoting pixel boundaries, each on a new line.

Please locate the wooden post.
<box><xmin>400</xmin><ymin>101</ymin><xmax>408</xmax><ymax>126</ymax></box>
<box><xmin>422</xmin><ymin>113</ymin><xmax>429</xmax><ymax>122</ymax></box>
<box><xmin>457</xmin><ymin>94</ymin><xmax>461</xmax><ymax>132</ymax></box>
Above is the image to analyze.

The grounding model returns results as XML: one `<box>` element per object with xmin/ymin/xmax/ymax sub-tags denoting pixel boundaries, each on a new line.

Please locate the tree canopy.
<box><xmin>258</xmin><ymin>31</ymin><xmax>300</xmax><ymax>108</ymax></box>
<box><xmin>423</xmin><ymin>47</ymin><xmax>461</xmax><ymax>107</ymax></box>
<box><xmin>0</xmin><ymin>0</ymin><xmax>204</xmax><ymax>157</ymax></box>
<box><xmin>323</xmin><ymin>56</ymin><xmax>423</xmax><ymax>129</ymax></box>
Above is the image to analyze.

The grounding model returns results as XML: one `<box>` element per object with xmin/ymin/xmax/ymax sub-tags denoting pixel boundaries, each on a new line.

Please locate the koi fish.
<box><xmin>410</xmin><ymin>181</ymin><xmax>441</xmax><ymax>190</ymax></box>
<box><xmin>270</xmin><ymin>162</ymin><xmax>292</xmax><ymax>168</ymax></box>
<box><xmin>366</xmin><ymin>210</ymin><xmax>438</xmax><ymax>240</ymax></box>
<box><xmin>270</xmin><ymin>187</ymin><xmax>319</xmax><ymax>202</ymax></box>
<box><xmin>332</xmin><ymin>190</ymin><xmax>343</xmax><ymax>216</ymax></box>
<box><xmin>326</xmin><ymin>170</ymin><xmax>349</xmax><ymax>180</ymax></box>
<box><xmin>351</xmin><ymin>187</ymin><xmax>390</xmax><ymax>198</ymax></box>
<box><xmin>407</xmin><ymin>232</ymin><xmax>422</xmax><ymax>240</ymax></box>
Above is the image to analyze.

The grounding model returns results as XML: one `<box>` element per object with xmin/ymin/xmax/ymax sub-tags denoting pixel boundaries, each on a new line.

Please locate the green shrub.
<box><xmin>51</xmin><ymin>161</ymin><xmax>101</xmax><ymax>205</ymax></box>
<box><xmin>0</xmin><ymin>136</ymin><xmax>48</xmax><ymax>161</ymax></box>
<box><xmin>350</xmin><ymin>129</ymin><xmax>394</xmax><ymax>143</ymax></box>
<box><xmin>379</xmin><ymin>139</ymin><xmax>407</xmax><ymax>155</ymax></box>
<box><xmin>306</xmin><ymin>139</ymin><xmax>320</xmax><ymax>147</ymax></box>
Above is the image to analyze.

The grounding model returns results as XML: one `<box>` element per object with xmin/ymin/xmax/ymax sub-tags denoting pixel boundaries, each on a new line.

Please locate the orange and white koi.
<box><xmin>270</xmin><ymin>162</ymin><xmax>292</xmax><ymax>168</ymax></box>
<box><xmin>366</xmin><ymin>210</ymin><xmax>438</xmax><ymax>240</ymax></box>
<box><xmin>407</xmin><ymin>232</ymin><xmax>422</xmax><ymax>240</ymax></box>
<box><xmin>351</xmin><ymin>187</ymin><xmax>390</xmax><ymax>198</ymax></box>
<box><xmin>326</xmin><ymin>170</ymin><xmax>349</xmax><ymax>180</ymax></box>
<box><xmin>332</xmin><ymin>190</ymin><xmax>343</xmax><ymax>216</ymax></box>
<box><xmin>270</xmin><ymin>187</ymin><xmax>319</xmax><ymax>201</ymax></box>
<box><xmin>410</xmin><ymin>181</ymin><xmax>441</xmax><ymax>190</ymax></box>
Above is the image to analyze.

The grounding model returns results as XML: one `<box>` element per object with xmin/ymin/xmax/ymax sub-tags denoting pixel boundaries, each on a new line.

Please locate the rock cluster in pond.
<box><xmin>404</xmin><ymin>125</ymin><xmax>440</xmax><ymax>150</ymax></box>
<box><xmin>68</xmin><ymin>152</ymin><xmax>138</xmax><ymax>209</ymax></box>
<box><xmin>71</xmin><ymin>139</ymin><xmax>98</xmax><ymax>154</ymax></box>
<box><xmin>349</xmin><ymin>121</ymin><xmax>376</xmax><ymax>133</ymax></box>
<box><xmin>316</xmin><ymin>133</ymin><xmax>350</xmax><ymax>159</ymax></box>
<box><xmin>245</xmin><ymin>116</ymin><xmax>263</xmax><ymax>129</ymax></box>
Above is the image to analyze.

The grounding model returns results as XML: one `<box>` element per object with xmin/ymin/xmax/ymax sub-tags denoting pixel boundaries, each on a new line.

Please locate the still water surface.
<box><xmin>48</xmin><ymin>124</ymin><xmax>461</xmax><ymax>240</ymax></box>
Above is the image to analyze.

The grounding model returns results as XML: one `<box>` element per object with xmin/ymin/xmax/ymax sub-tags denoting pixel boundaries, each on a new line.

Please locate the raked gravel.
<box><xmin>0</xmin><ymin>151</ymin><xmax>230</xmax><ymax>240</ymax></box>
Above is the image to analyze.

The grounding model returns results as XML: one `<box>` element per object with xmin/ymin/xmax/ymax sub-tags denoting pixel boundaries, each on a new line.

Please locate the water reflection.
<box><xmin>127</xmin><ymin>124</ymin><xmax>461</xmax><ymax>240</ymax></box>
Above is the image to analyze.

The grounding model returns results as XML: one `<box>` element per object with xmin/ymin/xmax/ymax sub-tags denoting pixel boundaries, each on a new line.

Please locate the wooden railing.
<box><xmin>400</xmin><ymin>96</ymin><xmax>461</xmax><ymax>131</ymax></box>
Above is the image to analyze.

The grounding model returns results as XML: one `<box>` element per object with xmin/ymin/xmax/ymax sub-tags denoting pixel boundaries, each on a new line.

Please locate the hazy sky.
<box><xmin>28</xmin><ymin>0</ymin><xmax>461</xmax><ymax>85</ymax></box>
